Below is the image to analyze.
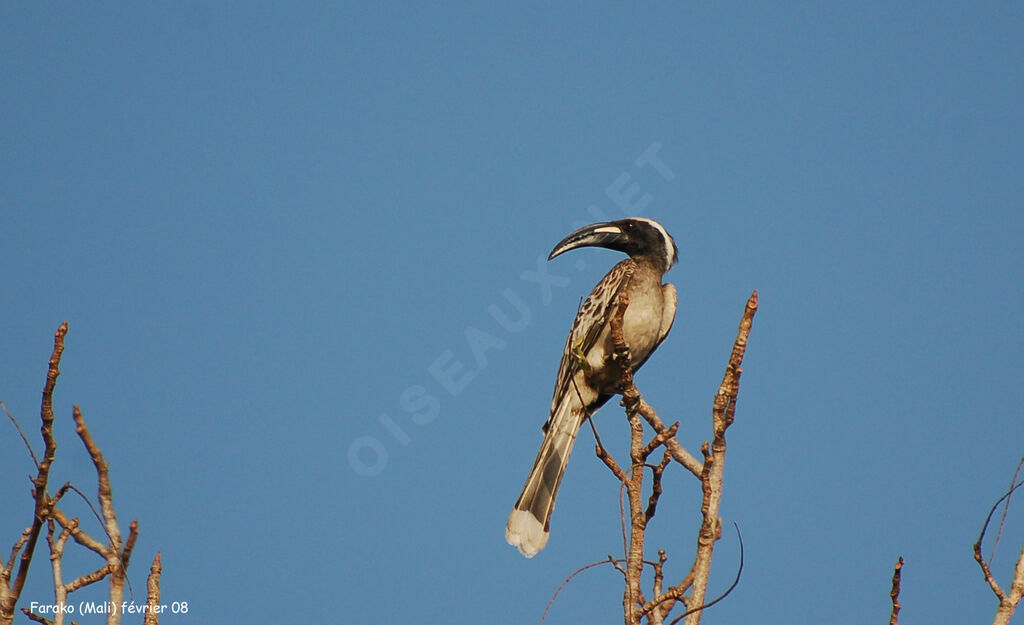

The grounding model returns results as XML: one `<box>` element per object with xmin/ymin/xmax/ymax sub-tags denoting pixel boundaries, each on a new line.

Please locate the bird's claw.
<box><xmin>572</xmin><ymin>336</ymin><xmax>593</xmax><ymax>377</ymax></box>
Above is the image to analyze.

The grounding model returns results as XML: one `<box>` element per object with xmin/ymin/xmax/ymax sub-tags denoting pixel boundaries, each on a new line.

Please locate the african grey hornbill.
<box><xmin>506</xmin><ymin>217</ymin><xmax>678</xmax><ymax>558</ymax></box>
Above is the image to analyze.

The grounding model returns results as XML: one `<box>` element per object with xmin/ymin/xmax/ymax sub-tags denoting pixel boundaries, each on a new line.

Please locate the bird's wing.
<box><xmin>547</xmin><ymin>258</ymin><xmax>636</xmax><ymax>423</ymax></box>
<box><xmin>656</xmin><ymin>283</ymin><xmax>678</xmax><ymax>348</ymax></box>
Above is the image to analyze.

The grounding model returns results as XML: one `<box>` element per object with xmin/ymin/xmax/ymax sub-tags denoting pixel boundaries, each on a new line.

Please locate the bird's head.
<box><xmin>548</xmin><ymin>217</ymin><xmax>678</xmax><ymax>273</ymax></box>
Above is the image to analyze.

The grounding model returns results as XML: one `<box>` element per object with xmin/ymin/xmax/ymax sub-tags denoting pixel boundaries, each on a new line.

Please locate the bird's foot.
<box><xmin>572</xmin><ymin>336</ymin><xmax>594</xmax><ymax>377</ymax></box>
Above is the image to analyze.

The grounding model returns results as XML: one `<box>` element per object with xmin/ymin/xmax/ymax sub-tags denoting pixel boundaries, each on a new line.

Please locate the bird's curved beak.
<box><xmin>548</xmin><ymin>222</ymin><xmax>626</xmax><ymax>261</ymax></box>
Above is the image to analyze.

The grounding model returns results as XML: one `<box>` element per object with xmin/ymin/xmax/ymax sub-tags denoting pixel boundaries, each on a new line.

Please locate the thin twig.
<box><xmin>2</xmin><ymin>401</ymin><xmax>40</xmax><ymax>470</ymax></box>
<box><xmin>667</xmin><ymin>524</ymin><xmax>745</xmax><ymax>625</ymax></box>
<box><xmin>540</xmin><ymin>559</ymin><xmax>617</xmax><ymax>625</ymax></box>
<box><xmin>974</xmin><ymin>479</ymin><xmax>1024</xmax><ymax>598</ymax></box>
<box><xmin>60</xmin><ymin>484</ymin><xmax>107</xmax><ymax>541</ymax></box>
<box><xmin>653</xmin><ymin>549</ymin><xmax>667</xmax><ymax>602</ymax></box>
<box><xmin>990</xmin><ymin>455</ymin><xmax>1024</xmax><ymax>564</ymax></box>
<box><xmin>974</xmin><ymin>478</ymin><xmax>1024</xmax><ymax>625</ymax></box>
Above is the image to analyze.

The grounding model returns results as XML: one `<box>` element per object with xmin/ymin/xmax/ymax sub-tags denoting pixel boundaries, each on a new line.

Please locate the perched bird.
<box><xmin>506</xmin><ymin>217</ymin><xmax>678</xmax><ymax>558</ymax></box>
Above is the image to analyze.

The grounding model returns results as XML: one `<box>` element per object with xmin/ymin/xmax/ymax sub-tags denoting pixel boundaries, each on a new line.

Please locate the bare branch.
<box><xmin>3</xmin><ymin>528</ymin><xmax>33</xmax><ymax>582</ymax></box>
<box><xmin>51</xmin><ymin>509</ymin><xmax>106</xmax><ymax>556</ymax></box>
<box><xmin>642</xmin><ymin>423</ymin><xmax>679</xmax><ymax>460</ymax></box>
<box><xmin>3</xmin><ymin>323</ymin><xmax>162</xmax><ymax>625</ymax></box>
<box><xmin>608</xmin><ymin>290</ymin><xmax>646</xmax><ymax>623</ymax></box>
<box><xmin>73</xmin><ymin>406</ymin><xmax>131</xmax><ymax>622</ymax></box>
<box><xmin>644</xmin><ymin>450</ymin><xmax>672</xmax><ymax>523</ymax></box>
<box><xmin>540</xmin><ymin>559</ymin><xmax>618</xmax><ymax>625</ymax></box>
<box><xmin>975</xmin><ymin>477</ymin><xmax>1024</xmax><ymax>625</ymax></box>
<box><xmin>580</xmin><ymin>382</ymin><xmax>628</xmax><ymax>484</ymax></box>
<box><xmin>667</xmin><ymin>524</ymin><xmax>744</xmax><ymax>625</ymax></box>
<box><xmin>642</xmin><ymin>570</ymin><xmax>693</xmax><ymax>620</ymax></box>
<box><xmin>1</xmin><ymin>322</ymin><xmax>68</xmax><ymax>625</ymax></box>
<box><xmin>889</xmin><ymin>556</ymin><xmax>903</xmax><ymax>625</ymax></box>
<box><xmin>2</xmin><ymin>401</ymin><xmax>39</xmax><ymax>470</ymax></box>
<box><xmin>684</xmin><ymin>290</ymin><xmax>757</xmax><ymax>625</ymax></box>
<box><xmin>974</xmin><ymin>480</ymin><xmax>1024</xmax><ymax>598</ymax></box>
<box><xmin>72</xmin><ymin>406</ymin><xmax>123</xmax><ymax>552</ymax></box>
<box><xmin>22</xmin><ymin>609</ymin><xmax>53</xmax><ymax>625</ymax></box>
<box><xmin>990</xmin><ymin>455</ymin><xmax>1024</xmax><ymax>564</ymax></box>
<box><xmin>144</xmin><ymin>553</ymin><xmax>163</xmax><ymax>625</ymax></box>
<box><xmin>123</xmin><ymin>519</ymin><xmax>139</xmax><ymax>571</ymax></box>
<box><xmin>64</xmin><ymin>564</ymin><xmax>113</xmax><ymax>594</ymax></box>
<box><xmin>593</xmin><ymin>290</ymin><xmax>757</xmax><ymax>625</ymax></box>
<box><xmin>652</xmin><ymin>550</ymin><xmax>667</xmax><ymax>603</ymax></box>
<box><xmin>634</xmin><ymin>402</ymin><xmax>703</xmax><ymax>478</ymax></box>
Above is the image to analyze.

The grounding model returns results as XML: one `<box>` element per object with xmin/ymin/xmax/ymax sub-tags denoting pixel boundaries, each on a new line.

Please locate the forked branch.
<box><xmin>974</xmin><ymin>475</ymin><xmax>1024</xmax><ymax>625</ymax></box>
<box><xmin>588</xmin><ymin>290</ymin><xmax>757</xmax><ymax>625</ymax></box>
<box><xmin>2</xmin><ymin>323</ymin><xmax>164</xmax><ymax>625</ymax></box>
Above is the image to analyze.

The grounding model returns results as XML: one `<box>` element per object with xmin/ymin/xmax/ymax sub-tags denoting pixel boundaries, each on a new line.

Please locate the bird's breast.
<box><xmin>620</xmin><ymin>280</ymin><xmax>666</xmax><ymax>367</ymax></box>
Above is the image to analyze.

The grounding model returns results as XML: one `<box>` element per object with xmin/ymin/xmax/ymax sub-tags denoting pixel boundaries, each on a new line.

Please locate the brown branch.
<box><xmin>652</xmin><ymin>550</ymin><xmax>667</xmax><ymax>602</ymax></box>
<box><xmin>602</xmin><ymin>289</ymin><xmax>757</xmax><ymax>625</ymax></box>
<box><xmin>73</xmin><ymin>406</ymin><xmax>122</xmax><ymax>552</ymax></box>
<box><xmin>975</xmin><ymin>479</ymin><xmax>1024</xmax><ymax>625</ymax></box>
<box><xmin>1000</xmin><ymin>546</ymin><xmax>1024</xmax><ymax>625</ymax></box>
<box><xmin>610</xmin><ymin>555</ymin><xmax>629</xmax><ymax>577</ymax></box>
<box><xmin>73</xmin><ymin>406</ymin><xmax>131</xmax><ymax>621</ymax></box>
<box><xmin>123</xmin><ymin>520</ymin><xmax>139</xmax><ymax>571</ymax></box>
<box><xmin>40</xmin><ymin>407</ymin><xmax>139</xmax><ymax>623</ymax></box>
<box><xmin>643</xmin><ymin>423</ymin><xmax>679</xmax><ymax>460</ymax></box>
<box><xmin>144</xmin><ymin>553</ymin><xmax>163</xmax><ymax>625</ymax></box>
<box><xmin>581</xmin><ymin>383</ymin><xmax>628</xmax><ymax>484</ymax></box>
<box><xmin>540</xmin><ymin>559</ymin><xmax>618</xmax><ymax>625</ymax></box>
<box><xmin>642</xmin><ymin>571</ymin><xmax>694</xmax><ymax>621</ymax></box>
<box><xmin>634</xmin><ymin>401</ymin><xmax>702</xmax><ymax>478</ymax></box>
<box><xmin>3</xmin><ymin>323</ymin><xmax>161</xmax><ymax>625</ymax></box>
<box><xmin>58</xmin><ymin>484</ymin><xmax>106</xmax><ymax>537</ymax></box>
<box><xmin>684</xmin><ymin>290</ymin><xmax>757</xmax><ymax>625</ymax></box>
<box><xmin>64</xmin><ymin>564</ymin><xmax>113</xmax><ymax>593</ymax></box>
<box><xmin>991</xmin><ymin>455</ymin><xmax>1024</xmax><ymax>564</ymax></box>
<box><xmin>617</xmin><ymin>480</ymin><xmax>629</xmax><ymax>558</ymax></box>
<box><xmin>974</xmin><ymin>481</ymin><xmax>1024</xmax><ymax>597</ymax></box>
<box><xmin>1</xmin><ymin>322</ymin><xmax>68</xmax><ymax>625</ymax></box>
<box><xmin>645</xmin><ymin>449</ymin><xmax>672</xmax><ymax>523</ymax></box>
<box><xmin>596</xmin><ymin>437</ymin><xmax>628</xmax><ymax>482</ymax></box>
<box><xmin>665</xmin><ymin>524</ymin><xmax>744</xmax><ymax>625</ymax></box>
<box><xmin>3</xmin><ymin>529</ymin><xmax>33</xmax><ymax>584</ymax></box>
<box><xmin>889</xmin><ymin>556</ymin><xmax>903</xmax><ymax>625</ymax></box>
<box><xmin>21</xmin><ymin>610</ymin><xmax>53</xmax><ymax>625</ymax></box>
<box><xmin>2</xmin><ymin>401</ymin><xmax>39</xmax><ymax>470</ymax></box>
<box><xmin>580</xmin><ymin>379</ymin><xmax>633</xmax><ymax>557</ymax></box>
<box><xmin>609</xmin><ymin>290</ymin><xmax>646</xmax><ymax>624</ymax></box>
<box><xmin>51</xmin><ymin>509</ymin><xmax>106</xmax><ymax>556</ymax></box>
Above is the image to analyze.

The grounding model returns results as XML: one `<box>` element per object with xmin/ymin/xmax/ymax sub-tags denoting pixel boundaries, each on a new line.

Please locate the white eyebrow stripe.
<box><xmin>631</xmin><ymin>218</ymin><xmax>675</xmax><ymax>269</ymax></box>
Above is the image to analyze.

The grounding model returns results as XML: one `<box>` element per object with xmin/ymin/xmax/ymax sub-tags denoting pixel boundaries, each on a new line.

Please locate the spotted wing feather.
<box><xmin>544</xmin><ymin>259</ymin><xmax>635</xmax><ymax>429</ymax></box>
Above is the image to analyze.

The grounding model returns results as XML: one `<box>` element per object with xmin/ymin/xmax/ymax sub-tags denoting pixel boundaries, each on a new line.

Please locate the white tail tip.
<box><xmin>506</xmin><ymin>509</ymin><xmax>550</xmax><ymax>558</ymax></box>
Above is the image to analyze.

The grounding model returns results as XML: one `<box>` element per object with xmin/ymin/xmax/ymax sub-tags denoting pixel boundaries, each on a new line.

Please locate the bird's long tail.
<box><xmin>506</xmin><ymin>397</ymin><xmax>585</xmax><ymax>558</ymax></box>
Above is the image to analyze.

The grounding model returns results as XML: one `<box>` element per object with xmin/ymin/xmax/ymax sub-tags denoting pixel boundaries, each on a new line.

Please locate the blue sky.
<box><xmin>2</xmin><ymin>3</ymin><xmax>1022</xmax><ymax>624</ymax></box>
